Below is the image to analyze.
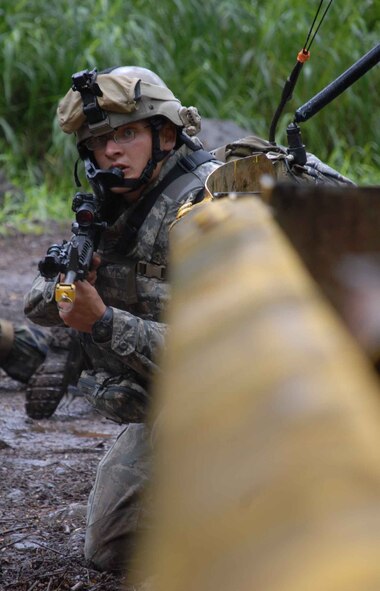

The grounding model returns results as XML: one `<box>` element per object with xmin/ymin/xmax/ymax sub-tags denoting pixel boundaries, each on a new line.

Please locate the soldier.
<box><xmin>0</xmin><ymin>319</ymin><xmax>81</xmax><ymax>419</ymax></box>
<box><xmin>23</xmin><ymin>65</ymin><xmax>221</xmax><ymax>573</ymax></box>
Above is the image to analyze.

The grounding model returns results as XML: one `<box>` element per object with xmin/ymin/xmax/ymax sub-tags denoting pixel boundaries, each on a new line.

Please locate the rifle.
<box><xmin>38</xmin><ymin>192</ymin><xmax>107</xmax><ymax>306</ymax></box>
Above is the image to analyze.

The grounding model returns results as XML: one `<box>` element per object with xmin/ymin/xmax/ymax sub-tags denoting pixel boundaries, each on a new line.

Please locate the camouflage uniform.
<box><xmin>24</xmin><ymin>140</ymin><xmax>220</xmax><ymax>571</ymax></box>
<box><xmin>0</xmin><ymin>322</ymin><xmax>49</xmax><ymax>382</ymax></box>
<box><xmin>0</xmin><ymin>320</ymin><xmax>82</xmax><ymax>419</ymax></box>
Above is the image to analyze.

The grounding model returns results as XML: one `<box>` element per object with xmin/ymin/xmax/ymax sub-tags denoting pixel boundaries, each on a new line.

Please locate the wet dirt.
<box><xmin>0</xmin><ymin>227</ymin><xmax>127</xmax><ymax>590</ymax></box>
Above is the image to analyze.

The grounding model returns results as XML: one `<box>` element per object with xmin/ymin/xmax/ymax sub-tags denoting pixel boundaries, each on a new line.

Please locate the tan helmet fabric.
<box><xmin>57</xmin><ymin>76</ymin><xmax>142</xmax><ymax>133</ymax></box>
<box><xmin>56</xmin><ymin>71</ymin><xmax>201</xmax><ymax>143</ymax></box>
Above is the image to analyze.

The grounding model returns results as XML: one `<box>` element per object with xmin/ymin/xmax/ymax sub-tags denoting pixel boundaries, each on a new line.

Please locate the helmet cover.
<box><xmin>57</xmin><ymin>68</ymin><xmax>201</xmax><ymax>143</ymax></box>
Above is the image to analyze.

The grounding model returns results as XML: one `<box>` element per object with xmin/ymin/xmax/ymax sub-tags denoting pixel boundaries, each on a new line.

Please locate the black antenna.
<box><xmin>295</xmin><ymin>43</ymin><xmax>380</xmax><ymax>124</ymax></box>
<box><xmin>268</xmin><ymin>0</ymin><xmax>334</xmax><ymax>145</ymax></box>
<box><xmin>286</xmin><ymin>43</ymin><xmax>380</xmax><ymax>166</ymax></box>
<box><xmin>268</xmin><ymin>50</ymin><xmax>309</xmax><ymax>145</ymax></box>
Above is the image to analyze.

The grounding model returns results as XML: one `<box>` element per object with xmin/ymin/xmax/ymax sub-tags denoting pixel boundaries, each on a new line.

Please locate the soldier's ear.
<box><xmin>160</xmin><ymin>122</ymin><xmax>177</xmax><ymax>150</ymax></box>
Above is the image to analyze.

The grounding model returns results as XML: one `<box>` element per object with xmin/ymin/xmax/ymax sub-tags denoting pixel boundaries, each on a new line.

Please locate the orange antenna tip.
<box><xmin>297</xmin><ymin>49</ymin><xmax>311</xmax><ymax>63</ymax></box>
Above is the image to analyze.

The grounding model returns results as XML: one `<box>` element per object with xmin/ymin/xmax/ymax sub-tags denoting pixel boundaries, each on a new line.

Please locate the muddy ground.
<box><xmin>0</xmin><ymin>228</ymin><xmax>127</xmax><ymax>590</ymax></box>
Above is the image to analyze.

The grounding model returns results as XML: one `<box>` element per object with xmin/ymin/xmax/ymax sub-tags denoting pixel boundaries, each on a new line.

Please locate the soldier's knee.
<box><xmin>84</xmin><ymin>519</ymin><xmax>137</xmax><ymax>572</ymax></box>
<box><xmin>84</xmin><ymin>424</ymin><xmax>152</xmax><ymax>572</ymax></box>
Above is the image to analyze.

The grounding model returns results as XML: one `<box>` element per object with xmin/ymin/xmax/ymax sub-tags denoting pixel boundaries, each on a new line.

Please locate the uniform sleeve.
<box><xmin>23</xmin><ymin>274</ymin><xmax>65</xmax><ymax>327</ymax></box>
<box><xmin>96</xmin><ymin>307</ymin><xmax>168</xmax><ymax>380</ymax></box>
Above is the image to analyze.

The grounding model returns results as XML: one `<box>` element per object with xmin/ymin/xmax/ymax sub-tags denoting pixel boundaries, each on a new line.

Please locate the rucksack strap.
<box><xmin>115</xmin><ymin>149</ymin><xmax>216</xmax><ymax>254</ymax></box>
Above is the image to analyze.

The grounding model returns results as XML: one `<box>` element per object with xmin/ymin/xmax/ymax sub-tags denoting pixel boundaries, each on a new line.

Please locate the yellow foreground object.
<box><xmin>135</xmin><ymin>196</ymin><xmax>380</xmax><ymax>591</ymax></box>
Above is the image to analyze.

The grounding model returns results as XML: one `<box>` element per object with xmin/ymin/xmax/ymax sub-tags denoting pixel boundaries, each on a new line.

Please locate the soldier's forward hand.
<box><xmin>58</xmin><ymin>279</ymin><xmax>106</xmax><ymax>333</ymax></box>
<box><xmin>86</xmin><ymin>252</ymin><xmax>102</xmax><ymax>286</ymax></box>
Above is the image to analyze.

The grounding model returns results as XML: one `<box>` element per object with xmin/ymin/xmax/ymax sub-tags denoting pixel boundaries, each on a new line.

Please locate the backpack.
<box><xmin>211</xmin><ymin>134</ymin><xmax>355</xmax><ymax>188</ymax></box>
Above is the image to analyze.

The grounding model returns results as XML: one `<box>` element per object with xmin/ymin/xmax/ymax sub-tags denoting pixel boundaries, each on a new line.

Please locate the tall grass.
<box><xmin>0</xmin><ymin>0</ymin><xmax>379</xmax><ymax>224</ymax></box>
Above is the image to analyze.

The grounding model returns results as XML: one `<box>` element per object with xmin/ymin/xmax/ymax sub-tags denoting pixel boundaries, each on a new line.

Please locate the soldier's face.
<box><xmin>93</xmin><ymin>120</ymin><xmax>176</xmax><ymax>201</ymax></box>
<box><xmin>93</xmin><ymin>122</ymin><xmax>155</xmax><ymax>194</ymax></box>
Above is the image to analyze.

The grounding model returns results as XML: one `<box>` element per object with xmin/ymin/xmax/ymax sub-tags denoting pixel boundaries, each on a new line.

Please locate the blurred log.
<box><xmin>264</xmin><ymin>182</ymin><xmax>380</xmax><ymax>307</ymax></box>
<box><xmin>263</xmin><ymin>182</ymin><xmax>380</xmax><ymax>363</ymax></box>
<box><xmin>135</xmin><ymin>196</ymin><xmax>380</xmax><ymax>591</ymax></box>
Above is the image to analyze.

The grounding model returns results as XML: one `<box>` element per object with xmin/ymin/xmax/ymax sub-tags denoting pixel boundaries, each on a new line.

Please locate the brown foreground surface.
<box><xmin>0</xmin><ymin>228</ymin><xmax>127</xmax><ymax>590</ymax></box>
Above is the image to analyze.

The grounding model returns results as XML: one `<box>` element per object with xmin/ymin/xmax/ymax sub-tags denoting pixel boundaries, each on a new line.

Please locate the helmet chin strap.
<box><xmin>80</xmin><ymin>117</ymin><xmax>172</xmax><ymax>198</ymax></box>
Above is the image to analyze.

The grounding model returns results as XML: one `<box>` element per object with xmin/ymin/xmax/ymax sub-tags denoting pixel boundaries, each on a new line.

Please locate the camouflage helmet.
<box><xmin>57</xmin><ymin>65</ymin><xmax>201</xmax><ymax>146</ymax></box>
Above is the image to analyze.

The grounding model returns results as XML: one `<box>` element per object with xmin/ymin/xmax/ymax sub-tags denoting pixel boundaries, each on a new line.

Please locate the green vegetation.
<box><xmin>0</xmin><ymin>0</ymin><xmax>379</xmax><ymax>226</ymax></box>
